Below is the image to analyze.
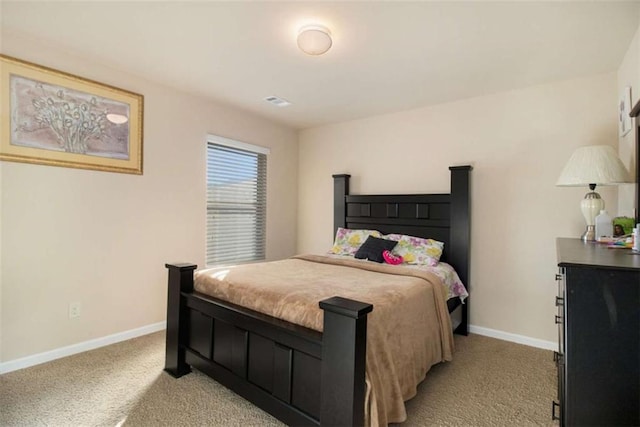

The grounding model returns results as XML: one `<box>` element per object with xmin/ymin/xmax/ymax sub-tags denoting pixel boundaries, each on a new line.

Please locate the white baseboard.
<box><xmin>0</xmin><ymin>321</ymin><xmax>555</xmax><ymax>374</ymax></box>
<box><xmin>0</xmin><ymin>321</ymin><xmax>166</xmax><ymax>375</ymax></box>
<box><xmin>469</xmin><ymin>324</ymin><xmax>557</xmax><ymax>351</ymax></box>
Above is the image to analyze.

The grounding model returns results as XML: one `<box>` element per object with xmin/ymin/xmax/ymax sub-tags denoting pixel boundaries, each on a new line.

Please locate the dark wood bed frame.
<box><xmin>164</xmin><ymin>165</ymin><xmax>472</xmax><ymax>426</ymax></box>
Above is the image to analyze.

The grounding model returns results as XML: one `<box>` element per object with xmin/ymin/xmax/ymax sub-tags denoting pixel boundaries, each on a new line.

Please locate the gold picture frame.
<box><xmin>0</xmin><ymin>54</ymin><xmax>143</xmax><ymax>174</ymax></box>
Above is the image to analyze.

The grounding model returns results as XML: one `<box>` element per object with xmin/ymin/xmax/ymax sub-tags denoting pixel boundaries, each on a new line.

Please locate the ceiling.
<box><xmin>2</xmin><ymin>1</ymin><xmax>639</xmax><ymax>130</ymax></box>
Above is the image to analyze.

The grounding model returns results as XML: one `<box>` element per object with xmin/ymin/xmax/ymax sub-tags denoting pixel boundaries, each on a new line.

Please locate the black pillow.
<box><xmin>354</xmin><ymin>236</ymin><xmax>398</xmax><ymax>263</ymax></box>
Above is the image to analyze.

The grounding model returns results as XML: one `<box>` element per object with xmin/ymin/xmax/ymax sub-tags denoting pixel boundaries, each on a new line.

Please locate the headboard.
<box><xmin>332</xmin><ymin>166</ymin><xmax>472</xmax><ymax>289</ymax></box>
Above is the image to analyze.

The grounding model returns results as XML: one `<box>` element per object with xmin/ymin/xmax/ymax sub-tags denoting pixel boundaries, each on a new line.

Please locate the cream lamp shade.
<box><xmin>556</xmin><ymin>145</ymin><xmax>629</xmax><ymax>241</ymax></box>
<box><xmin>297</xmin><ymin>25</ymin><xmax>332</xmax><ymax>56</ymax></box>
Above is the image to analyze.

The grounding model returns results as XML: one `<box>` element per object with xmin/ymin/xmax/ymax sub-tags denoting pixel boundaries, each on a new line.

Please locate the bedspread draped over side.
<box><xmin>194</xmin><ymin>254</ymin><xmax>454</xmax><ymax>426</ymax></box>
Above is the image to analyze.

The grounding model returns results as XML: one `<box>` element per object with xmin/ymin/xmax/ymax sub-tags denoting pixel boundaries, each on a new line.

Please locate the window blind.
<box><xmin>206</xmin><ymin>142</ymin><xmax>267</xmax><ymax>266</ymax></box>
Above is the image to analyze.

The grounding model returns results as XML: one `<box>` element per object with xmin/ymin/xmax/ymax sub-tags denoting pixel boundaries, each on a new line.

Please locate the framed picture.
<box><xmin>613</xmin><ymin>216</ymin><xmax>635</xmax><ymax>236</ymax></box>
<box><xmin>619</xmin><ymin>86</ymin><xmax>632</xmax><ymax>137</ymax></box>
<box><xmin>0</xmin><ymin>54</ymin><xmax>143</xmax><ymax>174</ymax></box>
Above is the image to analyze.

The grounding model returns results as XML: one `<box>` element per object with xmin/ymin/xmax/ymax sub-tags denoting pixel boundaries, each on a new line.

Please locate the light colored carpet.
<box><xmin>0</xmin><ymin>331</ymin><xmax>556</xmax><ymax>426</ymax></box>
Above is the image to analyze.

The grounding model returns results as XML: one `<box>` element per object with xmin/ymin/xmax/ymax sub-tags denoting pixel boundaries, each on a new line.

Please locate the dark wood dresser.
<box><xmin>553</xmin><ymin>238</ymin><xmax>640</xmax><ymax>426</ymax></box>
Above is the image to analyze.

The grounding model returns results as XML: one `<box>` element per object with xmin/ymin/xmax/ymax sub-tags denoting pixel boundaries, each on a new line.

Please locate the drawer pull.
<box><xmin>553</xmin><ymin>351</ymin><xmax>563</xmax><ymax>364</ymax></box>
<box><xmin>552</xmin><ymin>401</ymin><xmax>561</xmax><ymax>421</ymax></box>
<box><xmin>555</xmin><ymin>315</ymin><xmax>562</xmax><ymax>324</ymax></box>
<box><xmin>555</xmin><ymin>296</ymin><xmax>564</xmax><ymax>306</ymax></box>
<box><xmin>555</xmin><ymin>274</ymin><xmax>563</xmax><ymax>281</ymax></box>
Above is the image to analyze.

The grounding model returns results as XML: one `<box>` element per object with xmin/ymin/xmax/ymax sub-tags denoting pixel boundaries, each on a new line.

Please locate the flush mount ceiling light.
<box><xmin>264</xmin><ymin>95</ymin><xmax>291</xmax><ymax>107</ymax></box>
<box><xmin>297</xmin><ymin>25</ymin><xmax>332</xmax><ymax>56</ymax></box>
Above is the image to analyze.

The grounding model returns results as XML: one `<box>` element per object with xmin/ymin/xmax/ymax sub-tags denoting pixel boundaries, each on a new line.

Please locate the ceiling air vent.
<box><xmin>264</xmin><ymin>96</ymin><xmax>291</xmax><ymax>107</ymax></box>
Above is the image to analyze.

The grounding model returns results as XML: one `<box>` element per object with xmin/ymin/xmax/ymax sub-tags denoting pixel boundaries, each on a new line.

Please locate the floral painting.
<box><xmin>1</xmin><ymin>55</ymin><xmax>143</xmax><ymax>174</ymax></box>
<box><xmin>11</xmin><ymin>76</ymin><xmax>130</xmax><ymax>159</ymax></box>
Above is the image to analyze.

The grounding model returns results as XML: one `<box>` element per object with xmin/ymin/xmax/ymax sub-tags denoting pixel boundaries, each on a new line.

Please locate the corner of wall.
<box><xmin>616</xmin><ymin>20</ymin><xmax>640</xmax><ymax>218</ymax></box>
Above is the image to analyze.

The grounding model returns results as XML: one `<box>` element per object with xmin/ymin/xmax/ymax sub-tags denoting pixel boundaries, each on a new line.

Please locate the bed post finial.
<box><xmin>333</xmin><ymin>174</ymin><xmax>351</xmax><ymax>237</ymax></box>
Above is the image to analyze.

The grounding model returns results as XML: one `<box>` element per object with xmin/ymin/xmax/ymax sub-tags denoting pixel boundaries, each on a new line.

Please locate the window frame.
<box><xmin>205</xmin><ymin>134</ymin><xmax>269</xmax><ymax>267</ymax></box>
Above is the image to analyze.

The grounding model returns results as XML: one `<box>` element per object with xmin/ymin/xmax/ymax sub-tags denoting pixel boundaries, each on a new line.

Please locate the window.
<box><xmin>206</xmin><ymin>135</ymin><xmax>268</xmax><ymax>266</ymax></box>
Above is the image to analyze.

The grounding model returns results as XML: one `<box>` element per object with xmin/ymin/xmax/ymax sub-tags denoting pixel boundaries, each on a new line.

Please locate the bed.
<box><xmin>164</xmin><ymin>165</ymin><xmax>472</xmax><ymax>426</ymax></box>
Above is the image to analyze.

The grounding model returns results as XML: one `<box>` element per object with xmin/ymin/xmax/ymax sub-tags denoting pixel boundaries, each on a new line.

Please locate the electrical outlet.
<box><xmin>69</xmin><ymin>302</ymin><xmax>81</xmax><ymax>319</ymax></box>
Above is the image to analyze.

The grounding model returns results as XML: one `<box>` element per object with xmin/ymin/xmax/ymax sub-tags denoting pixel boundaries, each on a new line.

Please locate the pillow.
<box><xmin>404</xmin><ymin>261</ymin><xmax>468</xmax><ymax>302</ymax></box>
<box><xmin>384</xmin><ymin>233</ymin><xmax>444</xmax><ymax>266</ymax></box>
<box><xmin>354</xmin><ymin>236</ymin><xmax>398</xmax><ymax>263</ymax></box>
<box><xmin>329</xmin><ymin>228</ymin><xmax>382</xmax><ymax>256</ymax></box>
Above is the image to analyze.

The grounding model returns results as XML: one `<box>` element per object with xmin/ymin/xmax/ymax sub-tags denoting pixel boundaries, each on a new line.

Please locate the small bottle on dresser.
<box><xmin>595</xmin><ymin>210</ymin><xmax>613</xmax><ymax>241</ymax></box>
<box><xmin>633</xmin><ymin>225</ymin><xmax>640</xmax><ymax>253</ymax></box>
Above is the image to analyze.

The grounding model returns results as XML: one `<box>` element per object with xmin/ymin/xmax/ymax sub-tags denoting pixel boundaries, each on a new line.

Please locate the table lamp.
<box><xmin>556</xmin><ymin>145</ymin><xmax>629</xmax><ymax>241</ymax></box>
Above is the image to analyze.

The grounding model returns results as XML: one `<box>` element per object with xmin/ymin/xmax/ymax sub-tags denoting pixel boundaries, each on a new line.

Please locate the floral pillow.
<box><xmin>329</xmin><ymin>228</ymin><xmax>382</xmax><ymax>256</ymax></box>
<box><xmin>407</xmin><ymin>262</ymin><xmax>468</xmax><ymax>302</ymax></box>
<box><xmin>384</xmin><ymin>233</ymin><xmax>444</xmax><ymax>266</ymax></box>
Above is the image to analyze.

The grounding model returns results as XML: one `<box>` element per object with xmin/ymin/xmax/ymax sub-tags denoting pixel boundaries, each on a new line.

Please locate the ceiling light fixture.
<box><xmin>297</xmin><ymin>25</ymin><xmax>332</xmax><ymax>56</ymax></box>
<box><xmin>264</xmin><ymin>96</ymin><xmax>291</xmax><ymax>107</ymax></box>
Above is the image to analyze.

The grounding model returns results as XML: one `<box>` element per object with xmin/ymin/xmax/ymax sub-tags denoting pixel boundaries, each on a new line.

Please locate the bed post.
<box><xmin>164</xmin><ymin>263</ymin><xmax>197</xmax><ymax>378</ymax></box>
<box><xmin>319</xmin><ymin>296</ymin><xmax>373</xmax><ymax>427</ymax></box>
<box><xmin>333</xmin><ymin>174</ymin><xmax>351</xmax><ymax>235</ymax></box>
<box><xmin>449</xmin><ymin>166</ymin><xmax>472</xmax><ymax>335</ymax></box>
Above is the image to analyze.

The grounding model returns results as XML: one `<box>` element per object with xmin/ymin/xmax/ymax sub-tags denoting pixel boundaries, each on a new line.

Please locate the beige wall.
<box><xmin>1</xmin><ymin>17</ymin><xmax>632</xmax><ymax>364</ymax></box>
<box><xmin>617</xmin><ymin>21</ymin><xmax>640</xmax><ymax>218</ymax></box>
<box><xmin>0</xmin><ymin>32</ymin><xmax>298</xmax><ymax>362</ymax></box>
<box><xmin>298</xmin><ymin>73</ymin><xmax>618</xmax><ymax>343</ymax></box>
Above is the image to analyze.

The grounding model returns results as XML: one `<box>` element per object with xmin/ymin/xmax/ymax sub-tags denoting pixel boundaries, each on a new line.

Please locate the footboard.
<box><xmin>164</xmin><ymin>263</ymin><xmax>373</xmax><ymax>427</ymax></box>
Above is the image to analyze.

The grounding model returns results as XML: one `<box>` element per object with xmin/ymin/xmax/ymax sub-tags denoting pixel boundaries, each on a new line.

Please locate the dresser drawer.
<box><xmin>553</xmin><ymin>269</ymin><xmax>566</xmax><ymax>426</ymax></box>
<box><xmin>552</xmin><ymin>358</ymin><xmax>565</xmax><ymax>424</ymax></box>
<box><xmin>555</xmin><ymin>269</ymin><xmax>565</xmax><ymax>358</ymax></box>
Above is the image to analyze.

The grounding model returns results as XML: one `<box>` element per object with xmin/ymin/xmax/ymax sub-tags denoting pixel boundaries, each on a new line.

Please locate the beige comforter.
<box><xmin>194</xmin><ymin>254</ymin><xmax>454</xmax><ymax>426</ymax></box>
